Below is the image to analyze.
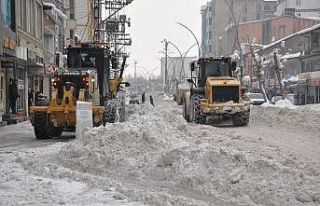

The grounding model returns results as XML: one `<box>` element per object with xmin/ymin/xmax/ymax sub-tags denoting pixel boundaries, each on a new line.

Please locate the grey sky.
<box><xmin>126</xmin><ymin>0</ymin><xmax>208</xmax><ymax>77</ymax></box>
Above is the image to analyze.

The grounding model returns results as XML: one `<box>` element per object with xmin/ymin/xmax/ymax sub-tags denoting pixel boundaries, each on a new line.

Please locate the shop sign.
<box><xmin>1</xmin><ymin>61</ymin><xmax>14</xmax><ymax>68</ymax></box>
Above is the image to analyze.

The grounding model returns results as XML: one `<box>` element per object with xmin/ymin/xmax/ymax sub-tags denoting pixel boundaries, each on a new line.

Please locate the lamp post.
<box><xmin>176</xmin><ymin>22</ymin><xmax>201</xmax><ymax>58</ymax></box>
<box><xmin>161</xmin><ymin>39</ymin><xmax>169</xmax><ymax>95</ymax></box>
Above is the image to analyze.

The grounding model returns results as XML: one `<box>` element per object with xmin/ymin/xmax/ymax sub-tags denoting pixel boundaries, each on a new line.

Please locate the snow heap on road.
<box><xmin>46</xmin><ymin>99</ymin><xmax>320</xmax><ymax>206</ymax></box>
<box><xmin>262</xmin><ymin>99</ymin><xmax>297</xmax><ymax>109</ymax></box>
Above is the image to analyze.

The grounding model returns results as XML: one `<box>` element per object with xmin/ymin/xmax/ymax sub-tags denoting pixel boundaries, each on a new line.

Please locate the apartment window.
<box><xmin>31</xmin><ymin>0</ymin><xmax>36</xmax><ymax>35</ymax></box>
<box><xmin>20</xmin><ymin>0</ymin><xmax>27</xmax><ymax>30</ymax></box>
<box><xmin>296</xmin><ymin>0</ymin><xmax>301</xmax><ymax>6</ymax></box>
<box><xmin>1</xmin><ymin>0</ymin><xmax>16</xmax><ymax>31</ymax></box>
<box><xmin>311</xmin><ymin>33</ymin><xmax>320</xmax><ymax>50</ymax></box>
<box><xmin>70</xmin><ymin>0</ymin><xmax>75</xmax><ymax>19</ymax></box>
<box><xmin>279</xmin><ymin>25</ymin><xmax>286</xmax><ymax>37</ymax></box>
<box><xmin>36</xmin><ymin>3</ymin><xmax>43</xmax><ymax>39</ymax></box>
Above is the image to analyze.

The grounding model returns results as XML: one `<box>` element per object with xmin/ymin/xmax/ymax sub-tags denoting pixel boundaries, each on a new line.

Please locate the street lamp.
<box><xmin>176</xmin><ymin>22</ymin><xmax>201</xmax><ymax>58</ymax></box>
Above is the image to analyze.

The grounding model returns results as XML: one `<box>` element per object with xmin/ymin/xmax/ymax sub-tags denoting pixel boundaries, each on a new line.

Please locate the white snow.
<box><xmin>43</xmin><ymin>2</ymin><xmax>68</xmax><ymax>19</ymax></box>
<box><xmin>262</xmin><ymin>99</ymin><xmax>297</xmax><ymax>109</ymax></box>
<box><xmin>280</xmin><ymin>52</ymin><xmax>301</xmax><ymax>60</ymax></box>
<box><xmin>1</xmin><ymin>97</ymin><xmax>320</xmax><ymax>205</ymax></box>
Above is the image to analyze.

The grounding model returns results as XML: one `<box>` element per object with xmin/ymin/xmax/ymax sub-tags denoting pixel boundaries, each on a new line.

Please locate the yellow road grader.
<box><xmin>30</xmin><ymin>43</ymin><xmax>128</xmax><ymax>139</ymax></box>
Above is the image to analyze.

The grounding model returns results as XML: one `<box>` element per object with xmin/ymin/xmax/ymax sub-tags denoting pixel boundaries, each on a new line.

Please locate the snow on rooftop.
<box><xmin>262</xmin><ymin>24</ymin><xmax>320</xmax><ymax>50</ymax></box>
<box><xmin>280</xmin><ymin>52</ymin><xmax>301</xmax><ymax>60</ymax></box>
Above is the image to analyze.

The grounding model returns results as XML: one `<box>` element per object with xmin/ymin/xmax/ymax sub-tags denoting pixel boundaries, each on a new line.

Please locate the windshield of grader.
<box><xmin>68</xmin><ymin>48</ymin><xmax>104</xmax><ymax>69</ymax></box>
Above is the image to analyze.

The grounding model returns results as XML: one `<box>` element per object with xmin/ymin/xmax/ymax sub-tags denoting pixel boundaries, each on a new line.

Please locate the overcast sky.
<box><xmin>125</xmin><ymin>0</ymin><xmax>209</xmax><ymax>77</ymax></box>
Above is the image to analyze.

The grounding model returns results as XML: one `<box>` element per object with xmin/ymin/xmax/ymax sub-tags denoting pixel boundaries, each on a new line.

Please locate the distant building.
<box><xmin>257</xmin><ymin>24</ymin><xmax>320</xmax><ymax>104</ymax></box>
<box><xmin>276</xmin><ymin>0</ymin><xmax>320</xmax><ymax>19</ymax></box>
<box><xmin>160</xmin><ymin>56</ymin><xmax>197</xmax><ymax>83</ymax></box>
<box><xmin>201</xmin><ymin>0</ymin><xmax>278</xmax><ymax>57</ymax></box>
<box><xmin>226</xmin><ymin>15</ymin><xmax>319</xmax><ymax>54</ymax></box>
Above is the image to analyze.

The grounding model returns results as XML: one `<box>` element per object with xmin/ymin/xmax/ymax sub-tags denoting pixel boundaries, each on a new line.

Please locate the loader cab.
<box><xmin>197</xmin><ymin>57</ymin><xmax>236</xmax><ymax>87</ymax></box>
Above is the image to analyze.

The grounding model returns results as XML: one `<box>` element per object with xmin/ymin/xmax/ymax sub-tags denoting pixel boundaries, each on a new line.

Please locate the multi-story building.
<box><xmin>0</xmin><ymin>0</ymin><xmax>17</xmax><ymax>122</ymax></box>
<box><xmin>15</xmin><ymin>0</ymin><xmax>45</xmax><ymax>117</ymax></box>
<box><xmin>201</xmin><ymin>0</ymin><xmax>279</xmax><ymax>57</ymax></box>
<box><xmin>276</xmin><ymin>0</ymin><xmax>320</xmax><ymax>19</ymax></box>
<box><xmin>42</xmin><ymin>0</ymin><xmax>68</xmax><ymax>97</ymax></box>
<box><xmin>65</xmin><ymin>0</ymin><xmax>93</xmax><ymax>46</ymax></box>
<box><xmin>226</xmin><ymin>15</ymin><xmax>318</xmax><ymax>52</ymax></box>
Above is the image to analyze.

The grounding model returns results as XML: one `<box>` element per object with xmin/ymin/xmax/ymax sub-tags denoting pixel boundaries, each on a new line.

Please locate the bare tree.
<box><xmin>249</xmin><ymin>42</ymin><xmax>269</xmax><ymax>102</ymax></box>
<box><xmin>273</xmin><ymin>50</ymin><xmax>287</xmax><ymax>99</ymax></box>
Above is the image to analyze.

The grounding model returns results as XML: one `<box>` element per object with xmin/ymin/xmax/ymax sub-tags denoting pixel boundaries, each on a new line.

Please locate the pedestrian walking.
<box><xmin>28</xmin><ymin>90</ymin><xmax>34</xmax><ymax>113</ymax></box>
<box><xmin>142</xmin><ymin>92</ymin><xmax>145</xmax><ymax>104</ymax></box>
<box><xmin>9</xmin><ymin>78</ymin><xmax>19</xmax><ymax>114</ymax></box>
<box><xmin>149</xmin><ymin>95</ymin><xmax>155</xmax><ymax>107</ymax></box>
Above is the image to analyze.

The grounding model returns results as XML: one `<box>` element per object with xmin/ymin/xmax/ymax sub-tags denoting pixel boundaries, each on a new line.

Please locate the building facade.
<box><xmin>15</xmin><ymin>0</ymin><xmax>45</xmax><ymax>117</ymax></box>
<box><xmin>43</xmin><ymin>0</ymin><xmax>68</xmax><ymax>97</ymax></box>
<box><xmin>201</xmin><ymin>0</ymin><xmax>280</xmax><ymax>57</ymax></box>
<box><xmin>276</xmin><ymin>0</ymin><xmax>320</xmax><ymax>19</ymax></box>
<box><xmin>226</xmin><ymin>15</ymin><xmax>318</xmax><ymax>53</ymax></box>
<box><xmin>0</xmin><ymin>0</ymin><xmax>17</xmax><ymax>121</ymax></box>
<box><xmin>65</xmin><ymin>0</ymin><xmax>92</xmax><ymax>46</ymax></box>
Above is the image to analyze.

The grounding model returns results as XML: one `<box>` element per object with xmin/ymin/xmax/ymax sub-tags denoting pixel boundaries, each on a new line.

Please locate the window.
<box><xmin>296</xmin><ymin>0</ymin><xmax>301</xmax><ymax>6</ymax></box>
<box><xmin>1</xmin><ymin>0</ymin><xmax>16</xmax><ymax>30</ymax></box>
<box><xmin>31</xmin><ymin>0</ymin><xmax>36</xmax><ymax>35</ymax></box>
<box><xmin>36</xmin><ymin>3</ymin><xmax>43</xmax><ymax>39</ymax></box>
<box><xmin>20</xmin><ymin>0</ymin><xmax>27</xmax><ymax>30</ymax></box>
<box><xmin>311</xmin><ymin>33</ymin><xmax>320</xmax><ymax>50</ymax></box>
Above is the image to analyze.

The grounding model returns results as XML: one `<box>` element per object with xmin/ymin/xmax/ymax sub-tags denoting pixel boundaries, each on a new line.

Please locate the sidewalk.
<box><xmin>0</xmin><ymin>114</ymin><xmax>29</xmax><ymax>127</ymax></box>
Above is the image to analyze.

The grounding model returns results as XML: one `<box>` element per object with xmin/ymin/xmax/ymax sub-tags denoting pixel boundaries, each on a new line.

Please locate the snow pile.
<box><xmin>262</xmin><ymin>99</ymin><xmax>296</xmax><ymax>109</ymax></box>
<box><xmin>48</xmin><ymin>99</ymin><xmax>320</xmax><ymax>205</ymax></box>
<box><xmin>252</xmin><ymin>105</ymin><xmax>320</xmax><ymax>133</ymax></box>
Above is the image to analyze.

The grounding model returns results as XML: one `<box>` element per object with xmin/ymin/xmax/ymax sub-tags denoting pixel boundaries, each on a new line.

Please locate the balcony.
<box><xmin>43</xmin><ymin>0</ymin><xmax>67</xmax><ymax>14</ymax></box>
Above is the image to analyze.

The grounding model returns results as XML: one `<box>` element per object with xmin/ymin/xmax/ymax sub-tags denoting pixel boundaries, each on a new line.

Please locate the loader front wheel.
<box><xmin>191</xmin><ymin>94</ymin><xmax>206</xmax><ymax>124</ymax></box>
<box><xmin>233</xmin><ymin>111</ymin><xmax>250</xmax><ymax>126</ymax></box>
<box><xmin>50</xmin><ymin>127</ymin><xmax>63</xmax><ymax>137</ymax></box>
<box><xmin>34</xmin><ymin>112</ymin><xmax>51</xmax><ymax>139</ymax></box>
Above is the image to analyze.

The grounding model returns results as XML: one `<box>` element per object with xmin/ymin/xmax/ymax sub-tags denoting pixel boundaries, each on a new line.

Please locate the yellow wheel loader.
<box><xmin>182</xmin><ymin>57</ymin><xmax>250</xmax><ymax>126</ymax></box>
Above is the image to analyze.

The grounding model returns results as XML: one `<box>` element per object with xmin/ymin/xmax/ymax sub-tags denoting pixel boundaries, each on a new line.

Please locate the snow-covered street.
<box><xmin>0</xmin><ymin>97</ymin><xmax>320</xmax><ymax>205</ymax></box>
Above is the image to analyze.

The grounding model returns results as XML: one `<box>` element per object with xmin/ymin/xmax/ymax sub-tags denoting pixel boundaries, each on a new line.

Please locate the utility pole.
<box><xmin>164</xmin><ymin>40</ymin><xmax>169</xmax><ymax>95</ymax></box>
<box><xmin>134</xmin><ymin>61</ymin><xmax>137</xmax><ymax>84</ymax></box>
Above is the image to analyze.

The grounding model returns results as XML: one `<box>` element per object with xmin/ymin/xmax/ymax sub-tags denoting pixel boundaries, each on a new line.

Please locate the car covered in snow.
<box><xmin>245</xmin><ymin>92</ymin><xmax>266</xmax><ymax>105</ymax></box>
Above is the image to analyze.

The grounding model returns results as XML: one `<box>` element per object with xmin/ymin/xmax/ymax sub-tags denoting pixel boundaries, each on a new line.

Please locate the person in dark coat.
<box><xmin>9</xmin><ymin>78</ymin><xmax>19</xmax><ymax>114</ymax></box>
<box><xmin>28</xmin><ymin>90</ymin><xmax>34</xmax><ymax>113</ymax></box>
<box><xmin>142</xmin><ymin>92</ymin><xmax>146</xmax><ymax>104</ymax></box>
<box><xmin>149</xmin><ymin>95</ymin><xmax>155</xmax><ymax>107</ymax></box>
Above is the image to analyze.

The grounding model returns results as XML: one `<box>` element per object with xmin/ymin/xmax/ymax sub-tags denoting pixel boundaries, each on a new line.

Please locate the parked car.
<box><xmin>245</xmin><ymin>92</ymin><xmax>266</xmax><ymax>105</ymax></box>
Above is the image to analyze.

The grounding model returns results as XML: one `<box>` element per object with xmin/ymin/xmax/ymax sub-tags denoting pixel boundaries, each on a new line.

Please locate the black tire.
<box><xmin>104</xmin><ymin>107</ymin><xmax>116</xmax><ymax>124</ymax></box>
<box><xmin>183</xmin><ymin>101</ymin><xmax>191</xmax><ymax>122</ymax></box>
<box><xmin>35</xmin><ymin>100</ymin><xmax>49</xmax><ymax>106</ymax></box>
<box><xmin>50</xmin><ymin>127</ymin><xmax>63</xmax><ymax>137</ymax></box>
<box><xmin>34</xmin><ymin>112</ymin><xmax>51</xmax><ymax>139</ymax></box>
<box><xmin>192</xmin><ymin>94</ymin><xmax>206</xmax><ymax>124</ymax></box>
<box><xmin>233</xmin><ymin>111</ymin><xmax>250</xmax><ymax>126</ymax></box>
<box><xmin>119</xmin><ymin>107</ymin><xmax>125</xmax><ymax>122</ymax></box>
